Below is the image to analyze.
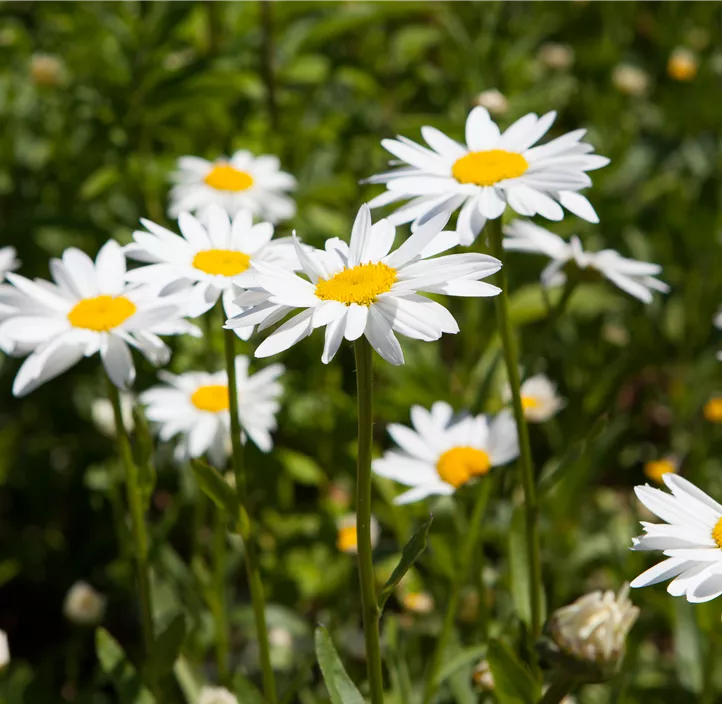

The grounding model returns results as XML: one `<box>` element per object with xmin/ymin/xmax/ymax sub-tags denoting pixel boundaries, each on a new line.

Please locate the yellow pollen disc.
<box><xmin>315</xmin><ymin>262</ymin><xmax>396</xmax><ymax>307</ymax></box>
<box><xmin>712</xmin><ymin>517</ymin><xmax>722</xmax><ymax>550</ymax></box>
<box><xmin>452</xmin><ymin>149</ymin><xmax>529</xmax><ymax>187</ymax></box>
<box><xmin>192</xmin><ymin>249</ymin><xmax>251</xmax><ymax>277</ymax></box>
<box><xmin>436</xmin><ymin>446</ymin><xmax>491</xmax><ymax>489</ymax></box>
<box><xmin>337</xmin><ymin>525</ymin><xmax>358</xmax><ymax>553</ymax></box>
<box><xmin>643</xmin><ymin>459</ymin><xmax>676</xmax><ymax>484</ymax></box>
<box><xmin>521</xmin><ymin>395</ymin><xmax>540</xmax><ymax>411</ymax></box>
<box><xmin>704</xmin><ymin>398</ymin><xmax>722</xmax><ymax>423</ymax></box>
<box><xmin>67</xmin><ymin>295</ymin><xmax>136</xmax><ymax>332</ymax></box>
<box><xmin>203</xmin><ymin>163</ymin><xmax>254</xmax><ymax>192</ymax></box>
<box><xmin>191</xmin><ymin>384</ymin><xmax>230</xmax><ymax>413</ymax></box>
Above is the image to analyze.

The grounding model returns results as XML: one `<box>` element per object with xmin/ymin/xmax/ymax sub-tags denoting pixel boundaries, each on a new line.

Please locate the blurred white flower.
<box><xmin>472</xmin><ymin>659</ymin><xmax>495</xmax><ymax>690</ymax></box>
<box><xmin>538</xmin><ymin>42</ymin><xmax>575</xmax><ymax>70</ymax></box>
<box><xmin>631</xmin><ymin>474</ymin><xmax>722</xmax><ymax>602</ymax></box>
<box><xmin>373</xmin><ymin>402</ymin><xmax>518</xmax><ymax>504</ymax></box>
<box><xmin>503</xmin><ymin>220</ymin><xmax>669</xmax><ymax>304</ymax></box>
<box><xmin>668</xmin><ymin>47</ymin><xmax>698</xmax><ymax>81</ymax></box>
<box><xmin>63</xmin><ymin>581</ymin><xmax>106</xmax><ymax>626</ymax></box>
<box><xmin>125</xmin><ymin>206</ymin><xmax>299</xmax><ymax>340</ymax></box>
<box><xmin>91</xmin><ymin>393</ymin><xmax>134</xmax><ymax>437</ymax></box>
<box><xmin>0</xmin><ymin>629</ymin><xmax>9</xmax><ymax>669</ymax></box>
<box><xmin>0</xmin><ymin>247</ymin><xmax>19</xmax><ymax>282</ymax></box>
<box><xmin>226</xmin><ymin>206</ymin><xmax>501</xmax><ymax>366</ymax></box>
<box><xmin>549</xmin><ymin>583</ymin><xmax>638</xmax><ymax>671</ymax></box>
<box><xmin>365</xmin><ymin>107</ymin><xmax>608</xmax><ymax>245</ymax></box>
<box><xmin>169</xmin><ymin>151</ymin><xmax>296</xmax><ymax>224</ymax></box>
<box><xmin>198</xmin><ymin>686</ymin><xmax>238</xmax><ymax>704</ymax></box>
<box><xmin>474</xmin><ymin>88</ymin><xmax>508</xmax><ymax>115</ymax></box>
<box><xmin>336</xmin><ymin>513</ymin><xmax>380</xmax><ymax>554</ymax></box>
<box><xmin>30</xmin><ymin>53</ymin><xmax>64</xmax><ymax>87</ymax></box>
<box><xmin>612</xmin><ymin>64</ymin><xmax>650</xmax><ymax>97</ymax></box>
<box><xmin>503</xmin><ymin>373</ymin><xmax>564</xmax><ymax>422</ymax></box>
<box><xmin>140</xmin><ymin>356</ymin><xmax>283</xmax><ymax>464</ymax></box>
<box><xmin>0</xmin><ymin>242</ymin><xmax>199</xmax><ymax>396</ymax></box>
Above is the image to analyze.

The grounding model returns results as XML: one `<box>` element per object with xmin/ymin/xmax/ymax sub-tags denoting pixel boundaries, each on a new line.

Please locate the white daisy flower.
<box><xmin>336</xmin><ymin>513</ymin><xmax>380</xmax><ymax>554</ymax></box>
<box><xmin>63</xmin><ymin>581</ymin><xmax>106</xmax><ymax>626</ymax></box>
<box><xmin>169</xmin><ymin>150</ymin><xmax>296</xmax><ymax>223</ymax></box>
<box><xmin>0</xmin><ymin>241</ymin><xmax>198</xmax><ymax>397</ymax></box>
<box><xmin>0</xmin><ymin>246</ymin><xmax>19</xmax><ymax>281</ymax></box>
<box><xmin>502</xmin><ymin>373</ymin><xmax>564</xmax><ymax>423</ymax></box>
<box><xmin>140</xmin><ymin>356</ymin><xmax>283</xmax><ymax>466</ymax></box>
<box><xmin>365</xmin><ymin>106</ymin><xmax>609</xmax><ymax>245</ymax></box>
<box><xmin>630</xmin><ymin>474</ymin><xmax>722</xmax><ymax>603</ymax></box>
<box><xmin>225</xmin><ymin>205</ymin><xmax>502</xmax><ymax>366</ymax></box>
<box><xmin>372</xmin><ymin>402</ymin><xmax>519</xmax><ymax>504</ymax></box>
<box><xmin>125</xmin><ymin>205</ymin><xmax>298</xmax><ymax>339</ymax></box>
<box><xmin>502</xmin><ymin>219</ymin><xmax>669</xmax><ymax>304</ymax></box>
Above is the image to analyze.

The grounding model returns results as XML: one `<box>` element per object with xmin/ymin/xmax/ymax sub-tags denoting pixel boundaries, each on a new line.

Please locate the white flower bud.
<box><xmin>474</xmin><ymin>89</ymin><xmax>509</xmax><ymax>116</ymax></box>
<box><xmin>612</xmin><ymin>64</ymin><xmax>650</xmax><ymax>97</ymax></box>
<box><xmin>63</xmin><ymin>581</ymin><xmax>107</xmax><ymax>626</ymax></box>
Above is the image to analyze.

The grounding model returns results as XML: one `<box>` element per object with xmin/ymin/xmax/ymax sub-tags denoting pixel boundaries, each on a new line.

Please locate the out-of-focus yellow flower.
<box><xmin>474</xmin><ymin>89</ymin><xmax>508</xmax><ymax>116</ymax></box>
<box><xmin>336</xmin><ymin>514</ymin><xmax>379</xmax><ymax>554</ymax></box>
<box><xmin>401</xmin><ymin>591</ymin><xmax>434</xmax><ymax>614</ymax></box>
<box><xmin>612</xmin><ymin>64</ymin><xmax>650</xmax><ymax>97</ymax></box>
<box><xmin>538</xmin><ymin>42</ymin><xmax>575</xmax><ymax>70</ymax></box>
<box><xmin>668</xmin><ymin>48</ymin><xmax>698</xmax><ymax>82</ymax></box>
<box><xmin>643</xmin><ymin>457</ymin><xmax>678</xmax><ymax>484</ymax></box>
<box><xmin>704</xmin><ymin>397</ymin><xmax>722</xmax><ymax>423</ymax></box>
<box><xmin>30</xmin><ymin>53</ymin><xmax>64</xmax><ymax>87</ymax></box>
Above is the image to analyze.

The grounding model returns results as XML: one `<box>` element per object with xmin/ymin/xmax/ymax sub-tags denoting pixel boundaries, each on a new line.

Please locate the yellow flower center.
<box><xmin>337</xmin><ymin>525</ymin><xmax>358</xmax><ymax>553</ymax></box>
<box><xmin>668</xmin><ymin>52</ymin><xmax>697</xmax><ymax>82</ymax></box>
<box><xmin>704</xmin><ymin>398</ymin><xmax>722</xmax><ymax>423</ymax></box>
<box><xmin>436</xmin><ymin>446</ymin><xmax>491</xmax><ymax>488</ymax></box>
<box><xmin>203</xmin><ymin>163</ymin><xmax>254</xmax><ymax>192</ymax></box>
<box><xmin>452</xmin><ymin>149</ymin><xmax>529</xmax><ymax>187</ymax></box>
<box><xmin>643</xmin><ymin>459</ymin><xmax>676</xmax><ymax>484</ymax></box>
<box><xmin>192</xmin><ymin>249</ymin><xmax>251</xmax><ymax>277</ymax></box>
<box><xmin>191</xmin><ymin>384</ymin><xmax>230</xmax><ymax>413</ymax></box>
<box><xmin>315</xmin><ymin>262</ymin><xmax>397</xmax><ymax>306</ymax></box>
<box><xmin>712</xmin><ymin>517</ymin><xmax>722</xmax><ymax>550</ymax></box>
<box><xmin>521</xmin><ymin>395</ymin><xmax>540</xmax><ymax>411</ymax></box>
<box><xmin>67</xmin><ymin>295</ymin><xmax>136</xmax><ymax>332</ymax></box>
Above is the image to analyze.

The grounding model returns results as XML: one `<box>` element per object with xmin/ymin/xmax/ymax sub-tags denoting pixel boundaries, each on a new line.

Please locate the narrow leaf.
<box><xmin>378</xmin><ymin>516</ymin><xmax>433</xmax><ymax>610</ymax></box>
<box><xmin>314</xmin><ymin>625</ymin><xmax>365</xmax><ymax>704</ymax></box>
<box><xmin>151</xmin><ymin>613</ymin><xmax>186</xmax><ymax>679</ymax></box>
<box><xmin>674</xmin><ymin>599</ymin><xmax>703</xmax><ymax>693</ymax></box>
<box><xmin>486</xmin><ymin>639</ymin><xmax>537</xmax><ymax>704</ymax></box>
<box><xmin>508</xmin><ymin>506</ymin><xmax>531</xmax><ymax>628</ymax></box>
<box><xmin>95</xmin><ymin>627</ymin><xmax>154</xmax><ymax>704</ymax></box>
<box><xmin>133</xmin><ymin>405</ymin><xmax>156</xmax><ymax>507</ymax></box>
<box><xmin>191</xmin><ymin>459</ymin><xmax>239</xmax><ymax>515</ymax></box>
<box><xmin>173</xmin><ymin>655</ymin><xmax>201</xmax><ymax>704</ymax></box>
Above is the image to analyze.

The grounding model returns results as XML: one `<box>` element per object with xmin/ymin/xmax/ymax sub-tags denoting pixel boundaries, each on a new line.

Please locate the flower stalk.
<box><xmin>224</xmin><ymin>328</ymin><xmax>277</xmax><ymax>703</ymax></box>
<box><xmin>538</xmin><ymin>673</ymin><xmax>576</xmax><ymax>704</ymax></box>
<box><xmin>353</xmin><ymin>337</ymin><xmax>385</xmax><ymax>704</ymax></box>
<box><xmin>487</xmin><ymin>217</ymin><xmax>543</xmax><ymax>643</ymax></box>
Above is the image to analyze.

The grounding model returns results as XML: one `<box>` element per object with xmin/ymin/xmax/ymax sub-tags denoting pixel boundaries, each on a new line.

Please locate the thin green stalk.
<box><xmin>224</xmin><ymin>329</ymin><xmax>277</xmax><ymax>703</ymax></box>
<box><xmin>353</xmin><ymin>337</ymin><xmax>384</xmax><ymax>704</ymax></box>
<box><xmin>107</xmin><ymin>379</ymin><xmax>158</xmax><ymax>696</ymax></box>
<box><xmin>487</xmin><ymin>217</ymin><xmax>543</xmax><ymax>645</ymax></box>
<box><xmin>537</xmin><ymin>673</ymin><xmax>575</xmax><ymax>704</ymax></box>
<box><xmin>212</xmin><ymin>508</ymin><xmax>230</xmax><ymax>684</ymax></box>
<box><xmin>423</xmin><ymin>479</ymin><xmax>493</xmax><ymax>703</ymax></box>
<box><xmin>260</xmin><ymin>0</ymin><xmax>278</xmax><ymax>131</ymax></box>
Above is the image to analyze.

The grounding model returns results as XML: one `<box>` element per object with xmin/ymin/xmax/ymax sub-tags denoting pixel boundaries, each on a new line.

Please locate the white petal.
<box><xmin>465</xmin><ymin>107</ymin><xmax>501</xmax><ymax>151</ymax></box>
<box><xmin>394</xmin><ymin>482</ymin><xmax>454</xmax><ymax>505</ymax></box>
<box><xmin>558</xmin><ymin>191</ymin><xmax>599</xmax><ymax>223</ymax></box>
<box><xmin>364</xmin><ymin>305</ymin><xmax>404</xmax><ymax>365</ymax></box>
<box><xmin>95</xmin><ymin>241</ymin><xmax>126</xmax><ymax>295</ymax></box>
<box><xmin>322</xmin><ymin>314</ymin><xmax>346</xmax><ymax>364</ymax></box>
<box><xmin>344</xmin><ymin>304</ymin><xmax>368</xmax><ymax>341</ymax></box>
<box><xmin>178</xmin><ymin>212</ymin><xmax>212</xmax><ymax>250</ymax></box>
<box><xmin>348</xmin><ymin>204</ymin><xmax>373</xmax><ymax>268</ymax></box>
<box><xmin>255</xmin><ymin>309</ymin><xmax>314</xmax><ymax>358</ymax></box>
<box><xmin>101</xmin><ymin>335</ymin><xmax>135</xmax><ymax>390</ymax></box>
<box><xmin>630</xmin><ymin>557</ymin><xmax>691</xmax><ymax>588</ymax></box>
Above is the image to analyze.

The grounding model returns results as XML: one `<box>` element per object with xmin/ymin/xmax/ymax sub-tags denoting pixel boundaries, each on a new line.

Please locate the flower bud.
<box><xmin>30</xmin><ymin>53</ymin><xmax>64</xmax><ymax>87</ymax></box>
<box><xmin>199</xmin><ymin>687</ymin><xmax>238</xmax><ymax>704</ymax></box>
<box><xmin>538</xmin><ymin>43</ymin><xmax>575</xmax><ymax>70</ymax></box>
<box><xmin>63</xmin><ymin>581</ymin><xmax>106</xmax><ymax>626</ymax></box>
<box><xmin>612</xmin><ymin>64</ymin><xmax>650</xmax><ymax>97</ymax></box>
<box><xmin>540</xmin><ymin>583</ymin><xmax>638</xmax><ymax>682</ymax></box>
<box><xmin>474</xmin><ymin>89</ymin><xmax>508</xmax><ymax>116</ymax></box>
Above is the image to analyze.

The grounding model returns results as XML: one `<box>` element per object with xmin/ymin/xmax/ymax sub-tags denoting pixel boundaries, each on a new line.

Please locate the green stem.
<box><xmin>488</xmin><ymin>217</ymin><xmax>543</xmax><ymax>644</ymax></box>
<box><xmin>545</xmin><ymin>279</ymin><xmax>578</xmax><ymax>333</ymax></box>
<box><xmin>107</xmin><ymin>379</ymin><xmax>157</xmax><ymax>696</ymax></box>
<box><xmin>259</xmin><ymin>0</ymin><xmax>278</xmax><ymax>132</ymax></box>
<box><xmin>537</xmin><ymin>673</ymin><xmax>575</xmax><ymax>704</ymax></box>
<box><xmin>224</xmin><ymin>329</ymin><xmax>277</xmax><ymax>703</ymax></box>
<box><xmin>212</xmin><ymin>508</ymin><xmax>230</xmax><ymax>684</ymax></box>
<box><xmin>353</xmin><ymin>337</ymin><xmax>384</xmax><ymax>704</ymax></box>
<box><xmin>423</xmin><ymin>479</ymin><xmax>493</xmax><ymax>703</ymax></box>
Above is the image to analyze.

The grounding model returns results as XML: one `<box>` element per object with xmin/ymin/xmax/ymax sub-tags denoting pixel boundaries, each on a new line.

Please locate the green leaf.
<box><xmin>232</xmin><ymin>673</ymin><xmax>268</xmax><ymax>704</ymax></box>
<box><xmin>173</xmin><ymin>655</ymin><xmax>201</xmax><ymax>704</ymax></box>
<box><xmin>486</xmin><ymin>640</ymin><xmax>537</xmax><ymax>704</ymax></box>
<box><xmin>314</xmin><ymin>625</ymin><xmax>365</xmax><ymax>704</ymax></box>
<box><xmin>96</xmin><ymin>627</ymin><xmax>154</xmax><ymax>704</ymax></box>
<box><xmin>434</xmin><ymin>644</ymin><xmax>487</xmax><ymax>686</ymax></box>
<box><xmin>79</xmin><ymin>165</ymin><xmax>120</xmax><ymax>200</ymax></box>
<box><xmin>133</xmin><ymin>405</ymin><xmax>156</xmax><ymax>507</ymax></box>
<box><xmin>377</xmin><ymin>516</ymin><xmax>433</xmax><ymax>610</ymax></box>
<box><xmin>191</xmin><ymin>459</ymin><xmax>239</xmax><ymax>516</ymax></box>
<box><xmin>278</xmin><ymin>449</ymin><xmax>326</xmax><ymax>486</ymax></box>
<box><xmin>150</xmin><ymin>613</ymin><xmax>186</xmax><ymax>679</ymax></box>
<box><xmin>674</xmin><ymin>599</ymin><xmax>703</xmax><ymax>693</ymax></box>
<box><xmin>508</xmin><ymin>506</ymin><xmax>531</xmax><ymax>628</ymax></box>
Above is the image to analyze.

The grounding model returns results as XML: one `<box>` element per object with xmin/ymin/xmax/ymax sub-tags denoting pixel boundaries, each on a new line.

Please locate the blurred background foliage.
<box><xmin>2</xmin><ymin>1</ymin><xmax>722</xmax><ymax>702</ymax></box>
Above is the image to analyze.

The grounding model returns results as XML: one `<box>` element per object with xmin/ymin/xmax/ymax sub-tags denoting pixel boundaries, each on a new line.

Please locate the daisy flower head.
<box><xmin>169</xmin><ymin>150</ymin><xmax>296</xmax><ymax>224</ymax></box>
<box><xmin>125</xmin><ymin>205</ymin><xmax>298</xmax><ymax>339</ymax></box>
<box><xmin>630</xmin><ymin>474</ymin><xmax>722</xmax><ymax>602</ymax></box>
<box><xmin>140</xmin><ymin>356</ymin><xmax>283</xmax><ymax>467</ymax></box>
<box><xmin>365</xmin><ymin>106</ymin><xmax>609</xmax><ymax>245</ymax></box>
<box><xmin>225</xmin><ymin>205</ymin><xmax>502</xmax><ymax>366</ymax></box>
<box><xmin>336</xmin><ymin>513</ymin><xmax>380</xmax><ymax>554</ymax></box>
<box><xmin>372</xmin><ymin>402</ymin><xmax>519</xmax><ymax>504</ymax></box>
<box><xmin>503</xmin><ymin>220</ymin><xmax>669</xmax><ymax>304</ymax></box>
<box><xmin>503</xmin><ymin>373</ymin><xmax>564</xmax><ymax>423</ymax></box>
<box><xmin>0</xmin><ymin>241</ymin><xmax>198</xmax><ymax>396</ymax></box>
